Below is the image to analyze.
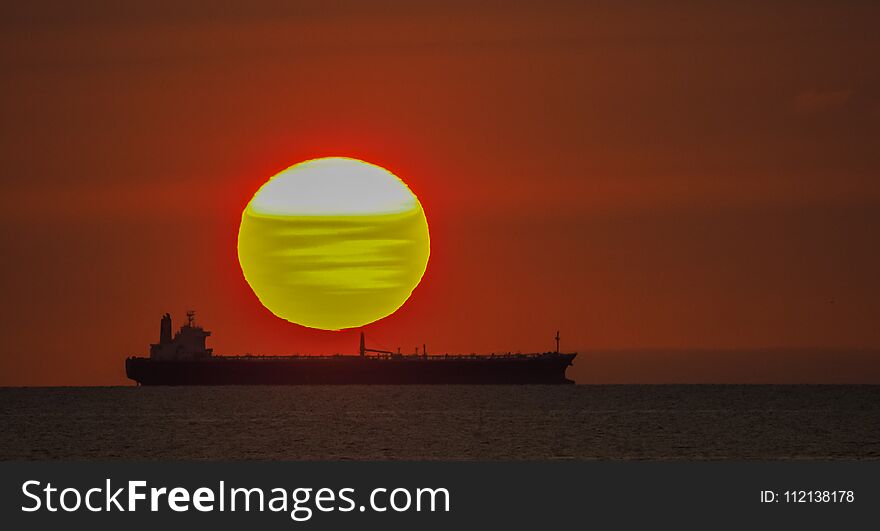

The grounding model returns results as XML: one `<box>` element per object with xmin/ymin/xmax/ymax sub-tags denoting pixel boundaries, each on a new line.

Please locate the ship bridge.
<box><xmin>149</xmin><ymin>311</ymin><xmax>213</xmax><ymax>361</ymax></box>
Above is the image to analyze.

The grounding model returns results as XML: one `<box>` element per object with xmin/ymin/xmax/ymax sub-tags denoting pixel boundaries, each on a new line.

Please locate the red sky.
<box><xmin>1</xmin><ymin>1</ymin><xmax>879</xmax><ymax>385</ymax></box>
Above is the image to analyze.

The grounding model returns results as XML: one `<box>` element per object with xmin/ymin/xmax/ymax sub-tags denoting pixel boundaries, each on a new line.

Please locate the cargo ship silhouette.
<box><xmin>125</xmin><ymin>312</ymin><xmax>576</xmax><ymax>385</ymax></box>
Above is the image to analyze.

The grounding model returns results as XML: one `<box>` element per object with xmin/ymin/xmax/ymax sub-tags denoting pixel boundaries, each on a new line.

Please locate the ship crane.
<box><xmin>359</xmin><ymin>332</ymin><xmax>394</xmax><ymax>357</ymax></box>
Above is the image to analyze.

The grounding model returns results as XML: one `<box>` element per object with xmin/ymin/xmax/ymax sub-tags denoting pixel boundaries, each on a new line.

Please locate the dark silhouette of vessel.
<box><xmin>125</xmin><ymin>312</ymin><xmax>576</xmax><ymax>385</ymax></box>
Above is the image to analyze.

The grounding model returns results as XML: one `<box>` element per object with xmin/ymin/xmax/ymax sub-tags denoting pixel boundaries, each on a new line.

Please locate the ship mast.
<box><xmin>555</xmin><ymin>331</ymin><xmax>560</xmax><ymax>354</ymax></box>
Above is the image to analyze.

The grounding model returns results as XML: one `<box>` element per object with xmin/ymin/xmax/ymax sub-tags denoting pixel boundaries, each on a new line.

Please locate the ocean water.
<box><xmin>1</xmin><ymin>385</ymin><xmax>878</xmax><ymax>460</ymax></box>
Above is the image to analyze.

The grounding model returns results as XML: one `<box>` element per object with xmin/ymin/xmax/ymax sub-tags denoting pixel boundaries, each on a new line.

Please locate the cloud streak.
<box><xmin>792</xmin><ymin>89</ymin><xmax>852</xmax><ymax>114</ymax></box>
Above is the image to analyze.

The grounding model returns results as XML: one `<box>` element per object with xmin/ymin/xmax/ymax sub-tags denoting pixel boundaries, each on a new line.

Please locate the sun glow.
<box><xmin>238</xmin><ymin>157</ymin><xmax>430</xmax><ymax>330</ymax></box>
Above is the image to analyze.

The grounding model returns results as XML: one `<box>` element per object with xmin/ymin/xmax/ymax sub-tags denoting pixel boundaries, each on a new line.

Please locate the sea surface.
<box><xmin>1</xmin><ymin>385</ymin><xmax>878</xmax><ymax>460</ymax></box>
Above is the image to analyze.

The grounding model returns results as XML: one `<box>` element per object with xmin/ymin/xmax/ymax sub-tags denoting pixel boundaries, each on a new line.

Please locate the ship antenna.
<box><xmin>187</xmin><ymin>310</ymin><xmax>195</xmax><ymax>327</ymax></box>
<box><xmin>555</xmin><ymin>331</ymin><xmax>560</xmax><ymax>354</ymax></box>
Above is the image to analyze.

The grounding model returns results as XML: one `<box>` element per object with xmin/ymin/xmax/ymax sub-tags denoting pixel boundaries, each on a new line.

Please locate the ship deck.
<box><xmin>200</xmin><ymin>352</ymin><xmax>574</xmax><ymax>361</ymax></box>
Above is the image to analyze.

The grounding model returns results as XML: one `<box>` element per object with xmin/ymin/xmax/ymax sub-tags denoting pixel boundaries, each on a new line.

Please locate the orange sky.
<box><xmin>2</xmin><ymin>1</ymin><xmax>879</xmax><ymax>385</ymax></box>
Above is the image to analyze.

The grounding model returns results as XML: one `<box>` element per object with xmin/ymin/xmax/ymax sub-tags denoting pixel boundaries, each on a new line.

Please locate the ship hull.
<box><xmin>125</xmin><ymin>354</ymin><xmax>576</xmax><ymax>385</ymax></box>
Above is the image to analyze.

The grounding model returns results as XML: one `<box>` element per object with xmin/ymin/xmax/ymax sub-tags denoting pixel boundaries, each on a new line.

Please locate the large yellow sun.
<box><xmin>237</xmin><ymin>157</ymin><xmax>430</xmax><ymax>330</ymax></box>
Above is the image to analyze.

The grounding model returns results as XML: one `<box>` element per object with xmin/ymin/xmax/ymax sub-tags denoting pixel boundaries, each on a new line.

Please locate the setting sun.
<box><xmin>237</xmin><ymin>157</ymin><xmax>430</xmax><ymax>330</ymax></box>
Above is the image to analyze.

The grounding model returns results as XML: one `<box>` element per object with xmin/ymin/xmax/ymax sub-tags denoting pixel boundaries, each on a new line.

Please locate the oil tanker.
<box><xmin>125</xmin><ymin>312</ymin><xmax>576</xmax><ymax>385</ymax></box>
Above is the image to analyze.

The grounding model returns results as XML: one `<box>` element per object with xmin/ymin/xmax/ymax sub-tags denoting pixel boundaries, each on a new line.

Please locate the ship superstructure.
<box><xmin>149</xmin><ymin>311</ymin><xmax>212</xmax><ymax>360</ymax></box>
